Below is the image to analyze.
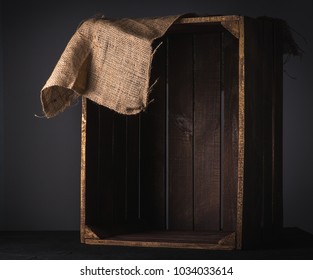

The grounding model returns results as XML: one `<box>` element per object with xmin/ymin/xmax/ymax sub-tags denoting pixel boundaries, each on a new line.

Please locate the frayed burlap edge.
<box><xmin>41</xmin><ymin>15</ymin><xmax>183</xmax><ymax>118</ymax></box>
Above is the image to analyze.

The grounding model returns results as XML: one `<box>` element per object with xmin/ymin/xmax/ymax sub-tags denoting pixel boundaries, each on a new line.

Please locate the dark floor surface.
<box><xmin>0</xmin><ymin>228</ymin><xmax>312</xmax><ymax>260</ymax></box>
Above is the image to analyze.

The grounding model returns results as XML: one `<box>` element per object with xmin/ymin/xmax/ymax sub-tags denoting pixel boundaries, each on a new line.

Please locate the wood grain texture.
<box><xmin>261</xmin><ymin>19</ymin><xmax>274</xmax><ymax>244</ymax></box>
<box><xmin>80</xmin><ymin>16</ymin><xmax>283</xmax><ymax>250</ymax></box>
<box><xmin>239</xmin><ymin>17</ymin><xmax>283</xmax><ymax>248</ymax></box>
<box><xmin>84</xmin><ymin>231</ymin><xmax>235</xmax><ymax>250</ymax></box>
<box><xmin>241</xmin><ymin>17</ymin><xmax>264</xmax><ymax>249</ymax></box>
<box><xmin>140</xmin><ymin>39</ymin><xmax>167</xmax><ymax>229</ymax></box>
<box><xmin>85</xmin><ymin>239</ymin><xmax>235</xmax><ymax>250</ymax></box>
<box><xmin>84</xmin><ymin>100</ymin><xmax>100</xmax><ymax>226</ymax></box>
<box><xmin>177</xmin><ymin>16</ymin><xmax>241</xmax><ymax>25</ymax></box>
<box><xmin>221</xmin><ymin>21</ymin><xmax>240</xmax><ymax>38</ymax></box>
<box><xmin>236</xmin><ymin>16</ymin><xmax>245</xmax><ymax>250</ymax></box>
<box><xmin>98</xmin><ymin>106</ymin><xmax>115</xmax><ymax>225</ymax></box>
<box><xmin>193</xmin><ymin>33</ymin><xmax>221</xmax><ymax>231</ymax></box>
<box><xmin>80</xmin><ymin>98</ymin><xmax>87</xmax><ymax>242</ymax></box>
<box><xmin>222</xmin><ymin>30</ymin><xmax>239</xmax><ymax>232</ymax></box>
<box><xmin>112</xmin><ymin>113</ymin><xmax>127</xmax><ymax>223</ymax></box>
<box><xmin>84</xmin><ymin>225</ymin><xmax>100</xmax><ymax>239</ymax></box>
<box><xmin>167</xmin><ymin>34</ymin><xmax>194</xmax><ymax>230</ymax></box>
<box><xmin>272</xmin><ymin>20</ymin><xmax>283</xmax><ymax>234</ymax></box>
<box><xmin>125</xmin><ymin>115</ymin><xmax>140</xmax><ymax>222</ymax></box>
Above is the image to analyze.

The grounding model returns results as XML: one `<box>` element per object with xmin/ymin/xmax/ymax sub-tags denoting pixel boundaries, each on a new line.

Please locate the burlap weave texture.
<box><xmin>40</xmin><ymin>15</ymin><xmax>181</xmax><ymax>118</ymax></box>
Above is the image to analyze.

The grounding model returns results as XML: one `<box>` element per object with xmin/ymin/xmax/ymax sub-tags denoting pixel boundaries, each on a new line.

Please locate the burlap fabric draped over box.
<box><xmin>40</xmin><ymin>15</ymin><xmax>182</xmax><ymax>118</ymax></box>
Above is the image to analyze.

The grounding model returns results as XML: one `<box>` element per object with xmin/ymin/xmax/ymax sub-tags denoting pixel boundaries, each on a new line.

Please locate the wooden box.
<box><xmin>80</xmin><ymin>15</ymin><xmax>283</xmax><ymax>249</ymax></box>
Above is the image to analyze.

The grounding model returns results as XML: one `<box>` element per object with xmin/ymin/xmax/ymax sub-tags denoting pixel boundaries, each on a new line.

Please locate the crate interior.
<box><xmin>84</xmin><ymin>23</ymin><xmax>239</xmax><ymax>247</ymax></box>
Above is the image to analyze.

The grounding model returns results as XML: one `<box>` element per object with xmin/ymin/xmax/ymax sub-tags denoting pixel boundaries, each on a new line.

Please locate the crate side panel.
<box><xmin>85</xmin><ymin>101</ymin><xmax>101</xmax><ymax>225</ymax></box>
<box><xmin>140</xmin><ymin>39</ymin><xmax>167</xmax><ymax>229</ymax></box>
<box><xmin>222</xmin><ymin>31</ymin><xmax>239</xmax><ymax>232</ymax></box>
<box><xmin>111</xmin><ymin>114</ymin><xmax>127</xmax><ymax>223</ymax></box>
<box><xmin>80</xmin><ymin>98</ymin><xmax>87</xmax><ymax>242</ymax></box>
<box><xmin>272</xmin><ymin>20</ymin><xmax>283</xmax><ymax>233</ymax></box>
<box><xmin>241</xmin><ymin>18</ymin><xmax>284</xmax><ymax>248</ymax></box>
<box><xmin>235</xmin><ymin>16</ymin><xmax>245</xmax><ymax>250</ymax></box>
<box><xmin>168</xmin><ymin>34</ymin><xmax>194</xmax><ymax>230</ymax></box>
<box><xmin>242</xmin><ymin>18</ymin><xmax>264</xmax><ymax>249</ymax></box>
<box><xmin>85</xmin><ymin>101</ymin><xmax>142</xmax><ymax>230</ymax></box>
<box><xmin>261</xmin><ymin>19</ymin><xmax>275</xmax><ymax>244</ymax></box>
<box><xmin>125</xmin><ymin>114</ymin><xmax>140</xmax><ymax>223</ymax></box>
<box><xmin>194</xmin><ymin>33</ymin><xmax>221</xmax><ymax>231</ymax></box>
<box><xmin>97</xmin><ymin>106</ymin><xmax>115</xmax><ymax>225</ymax></box>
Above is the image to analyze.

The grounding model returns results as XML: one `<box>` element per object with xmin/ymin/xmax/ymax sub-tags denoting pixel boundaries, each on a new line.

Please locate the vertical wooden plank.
<box><xmin>241</xmin><ymin>18</ymin><xmax>284</xmax><ymax>248</ymax></box>
<box><xmin>236</xmin><ymin>16</ymin><xmax>245</xmax><ymax>249</ymax></box>
<box><xmin>97</xmin><ymin>105</ymin><xmax>114</xmax><ymax>226</ymax></box>
<box><xmin>222</xmin><ymin>30</ymin><xmax>239</xmax><ymax>232</ymax></box>
<box><xmin>125</xmin><ymin>114</ymin><xmax>140</xmax><ymax>224</ymax></box>
<box><xmin>80</xmin><ymin>98</ymin><xmax>87</xmax><ymax>242</ymax></box>
<box><xmin>193</xmin><ymin>33</ymin><xmax>221</xmax><ymax>231</ymax></box>
<box><xmin>112</xmin><ymin>113</ymin><xmax>127</xmax><ymax>224</ymax></box>
<box><xmin>168</xmin><ymin>34</ymin><xmax>194</xmax><ymax>230</ymax></box>
<box><xmin>261</xmin><ymin>19</ymin><xmax>274</xmax><ymax>244</ymax></box>
<box><xmin>85</xmin><ymin>102</ymin><xmax>140</xmax><ymax>232</ymax></box>
<box><xmin>272</xmin><ymin>20</ymin><xmax>283</xmax><ymax>234</ymax></box>
<box><xmin>241</xmin><ymin>17</ymin><xmax>264</xmax><ymax>249</ymax></box>
<box><xmin>85</xmin><ymin>102</ymin><xmax>131</xmax><ymax>231</ymax></box>
<box><xmin>85</xmin><ymin>100</ymin><xmax>100</xmax><ymax>226</ymax></box>
<box><xmin>140</xmin><ymin>38</ymin><xmax>167</xmax><ymax>230</ymax></box>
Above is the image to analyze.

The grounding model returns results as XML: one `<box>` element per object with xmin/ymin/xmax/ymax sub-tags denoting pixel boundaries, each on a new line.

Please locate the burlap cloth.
<box><xmin>40</xmin><ymin>15</ymin><xmax>183</xmax><ymax>118</ymax></box>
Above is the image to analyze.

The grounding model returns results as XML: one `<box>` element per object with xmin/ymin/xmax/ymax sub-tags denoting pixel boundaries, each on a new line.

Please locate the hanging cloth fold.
<box><xmin>40</xmin><ymin>15</ymin><xmax>183</xmax><ymax>118</ymax></box>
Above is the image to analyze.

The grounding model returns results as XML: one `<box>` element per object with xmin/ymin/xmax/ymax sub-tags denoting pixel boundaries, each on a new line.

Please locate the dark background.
<box><xmin>0</xmin><ymin>0</ymin><xmax>312</xmax><ymax>234</ymax></box>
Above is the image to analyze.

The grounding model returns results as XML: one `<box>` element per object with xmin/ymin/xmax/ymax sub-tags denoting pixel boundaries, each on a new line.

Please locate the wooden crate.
<box><xmin>80</xmin><ymin>15</ymin><xmax>283</xmax><ymax>249</ymax></box>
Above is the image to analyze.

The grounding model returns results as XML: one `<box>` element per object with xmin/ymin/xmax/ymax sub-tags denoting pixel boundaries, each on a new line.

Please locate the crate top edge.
<box><xmin>176</xmin><ymin>15</ymin><xmax>242</xmax><ymax>25</ymax></box>
<box><xmin>172</xmin><ymin>15</ymin><xmax>245</xmax><ymax>38</ymax></box>
<box><xmin>176</xmin><ymin>15</ymin><xmax>286</xmax><ymax>25</ymax></box>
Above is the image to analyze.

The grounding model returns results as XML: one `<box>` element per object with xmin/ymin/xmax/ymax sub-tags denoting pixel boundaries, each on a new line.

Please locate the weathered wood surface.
<box><xmin>222</xmin><ymin>30</ymin><xmax>239</xmax><ymax>232</ymax></box>
<box><xmin>167</xmin><ymin>33</ymin><xmax>194</xmax><ymax>230</ymax></box>
<box><xmin>85</xmin><ymin>230</ymin><xmax>235</xmax><ymax>250</ymax></box>
<box><xmin>80</xmin><ymin>16</ymin><xmax>283</xmax><ymax>250</ymax></box>
<box><xmin>140</xmin><ymin>38</ymin><xmax>167</xmax><ymax>229</ymax></box>
<box><xmin>194</xmin><ymin>33</ymin><xmax>221</xmax><ymax>231</ymax></box>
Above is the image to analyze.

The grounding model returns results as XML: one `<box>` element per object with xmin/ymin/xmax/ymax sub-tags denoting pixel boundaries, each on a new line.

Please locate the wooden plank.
<box><xmin>125</xmin><ymin>115</ymin><xmax>140</xmax><ymax>223</ymax></box>
<box><xmin>177</xmin><ymin>16</ymin><xmax>241</xmax><ymax>25</ymax></box>
<box><xmin>80</xmin><ymin>98</ymin><xmax>87</xmax><ymax>242</ymax></box>
<box><xmin>221</xmin><ymin>21</ymin><xmax>240</xmax><ymax>38</ymax></box>
<box><xmin>112</xmin><ymin>113</ymin><xmax>127</xmax><ymax>224</ymax></box>
<box><xmin>97</xmin><ymin>105</ymin><xmax>114</xmax><ymax>226</ymax></box>
<box><xmin>85</xmin><ymin>238</ymin><xmax>234</xmax><ymax>250</ymax></box>
<box><xmin>236</xmin><ymin>16</ymin><xmax>245</xmax><ymax>250</ymax></box>
<box><xmin>261</xmin><ymin>19</ymin><xmax>274</xmax><ymax>244</ymax></box>
<box><xmin>84</xmin><ymin>225</ymin><xmax>100</xmax><ymax>239</ymax></box>
<box><xmin>84</xmin><ymin>100</ymin><xmax>100</xmax><ymax>226</ymax></box>
<box><xmin>241</xmin><ymin>17</ymin><xmax>264</xmax><ymax>249</ymax></box>
<box><xmin>84</xmin><ymin>230</ymin><xmax>235</xmax><ymax>250</ymax></box>
<box><xmin>222</xmin><ymin>30</ymin><xmax>239</xmax><ymax>231</ymax></box>
<box><xmin>104</xmin><ymin>231</ymin><xmax>233</xmax><ymax>243</ymax></box>
<box><xmin>140</xmin><ymin>38</ymin><xmax>167</xmax><ymax>230</ymax></box>
<box><xmin>193</xmin><ymin>33</ymin><xmax>221</xmax><ymax>231</ymax></box>
<box><xmin>272</xmin><ymin>20</ymin><xmax>283</xmax><ymax>234</ymax></box>
<box><xmin>169</xmin><ymin>24</ymin><xmax>225</xmax><ymax>35</ymax></box>
<box><xmin>168</xmin><ymin>34</ymin><xmax>194</xmax><ymax>230</ymax></box>
<box><xmin>240</xmin><ymin>18</ymin><xmax>283</xmax><ymax>248</ymax></box>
